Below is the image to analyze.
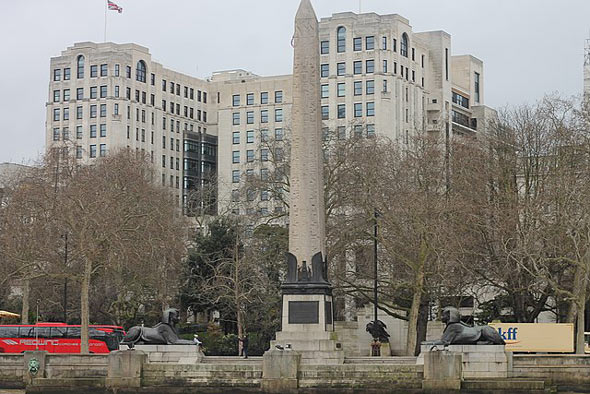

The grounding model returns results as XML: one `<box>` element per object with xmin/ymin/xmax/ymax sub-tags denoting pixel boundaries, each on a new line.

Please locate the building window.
<box><xmin>76</xmin><ymin>125</ymin><xmax>82</xmax><ymax>139</ymax></box>
<box><xmin>64</xmin><ymin>68</ymin><xmax>70</xmax><ymax>80</ymax></box>
<box><xmin>412</xmin><ymin>70</ymin><xmax>415</xmax><ymax>82</ymax></box>
<box><xmin>76</xmin><ymin>146</ymin><xmax>83</xmax><ymax>158</ymax></box>
<box><xmin>412</xmin><ymin>48</ymin><xmax>415</xmax><ymax>61</ymax></box>
<box><xmin>151</xmin><ymin>73</ymin><xmax>156</xmax><ymax>86</ymax></box>
<box><xmin>421</xmin><ymin>54</ymin><xmax>425</xmax><ymax>68</ymax></box>
<box><xmin>336</xmin><ymin>126</ymin><xmax>345</xmax><ymax>140</ymax></box>
<box><xmin>76</xmin><ymin>87</ymin><xmax>83</xmax><ymax>100</ymax></box>
<box><xmin>77</xmin><ymin>55</ymin><xmax>85</xmax><ymax>79</ymax></box>
<box><xmin>261</xmin><ymin>91</ymin><xmax>268</xmax><ymax>104</ymax></box>
<box><xmin>246</xmin><ymin>93</ymin><xmax>254</xmax><ymax>105</ymax></box>
<box><xmin>77</xmin><ymin>106</ymin><xmax>83</xmax><ymax>119</ymax></box>
<box><xmin>321</xmin><ymin>84</ymin><xmax>329</xmax><ymax>98</ymax></box>
<box><xmin>337</xmin><ymin>26</ymin><xmax>346</xmax><ymax>53</ymax></box>
<box><xmin>383</xmin><ymin>60</ymin><xmax>388</xmax><ymax>73</ymax></box>
<box><xmin>90</xmin><ymin>65</ymin><xmax>98</xmax><ymax>78</ymax></box>
<box><xmin>99</xmin><ymin>144</ymin><xmax>106</xmax><ymax>157</ymax></box>
<box><xmin>354</xmin><ymin>125</ymin><xmax>363</xmax><ymax>137</ymax></box>
<box><xmin>114</xmin><ymin>103</ymin><xmax>119</xmax><ymax>115</ymax></box>
<box><xmin>54</xmin><ymin>69</ymin><xmax>61</xmax><ymax>81</ymax></box>
<box><xmin>354</xmin><ymin>81</ymin><xmax>362</xmax><ymax>96</ymax></box>
<box><xmin>275</xmin><ymin>108</ymin><xmax>283</xmax><ymax>122</ymax></box>
<box><xmin>366</xmin><ymin>36</ymin><xmax>375</xmax><ymax>50</ymax></box>
<box><xmin>337</xmin><ymin>82</ymin><xmax>345</xmax><ymax>97</ymax></box>
<box><xmin>261</xmin><ymin>109</ymin><xmax>268</xmax><ymax>123</ymax></box>
<box><xmin>261</xmin><ymin>148</ymin><xmax>269</xmax><ymax>161</ymax></box>
<box><xmin>321</xmin><ymin>40</ymin><xmax>329</xmax><ymax>54</ymax></box>
<box><xmin>246</xmin><ymin>150</ymin><xmax>254</xmax><ymax>162</ymax></box>
<box><xmin>320</xmin><ymin>64</ymin><xmax>329</xmax><ymax>78</ymax></box>
<box><xmin>394</xmin><ymin>62</ymin><xmax>397</xmax><ymax>75</ymax></box>
<box><xmin>247</xmin><ymin>111</ymin><xmax>254</xmax><ymax>124</ymax></box>
<box><xmin>233</xmin><ymin>131</ymin><xmax>240</xmax><ymax>144</ymax></box>
<box><xmin>261</xmin><ymin>128</ymin><xmax>269</xmax><ymax>142</ymax></box>
<box><xmin>63</xmin><ymin>89</ymin><xmax>71</xmax><ymax>101</ymax></box>
<box><xmin>100</xmin><ymin>85</ymin><xmax>107</xmax><ymax>98</ymax></box>
<box><xmin>246</xmin><ymin>130</ymin><xmax>254</xmax><ymax>143</ymax></box>
<box><xmin>367</xmin><ymin>124</ymin><xmax>375</xmax><ymax>138</ymax></box>
<box><xmin>63</xmin><ymin>107</ymin><xmax>69</xmax><ymax>120</ymax></box>
<box><xmin>354</xmin><ymin>103</ymin><xmax>362</xmax><ymax>117</ymax></box>
<box><xmin>100</xmin><ymin>124</ymin><xmax>106</xmax><ymax>137</ymax></box>
<box><xmin>232</xmin><ymin>112</ymin><xmax>240</xmax><ymax>125</ymax></box>
<box><xmin>353</xmin><ymin>61</ymin><xmax>362</xmax><ymax>75</ymax></box>
<box><xmin>445</xmin><ymin>48</ymin><xmax>449</xmax><ymax>81</ymax></box>
<box><xmin>275</xmin><ymin>128</ymin><xmax>283</xmax><ymax>141</ymax></box>
<box><xmin>114</xmin><ymin>64</ymin><xmax>119</xmax><ymax>76</ymax></box>
<box><xmin>53</xmin><ymin>90</ymin><xmax>60</xmax><ymax>102</ymax></box>
<box><xmin>401</xmin><ymin>33</ymin><xmax>408</xmax><ymax>57</ymax></box>
<box><xmin>382</xmin><ymin>36</ymin><xmax>387</xmax><ymax>50</ymax></box>
<box><xmin>53</xmin><ymin>128</ymin><xmax>60</xmax><ymax>141</ymax></box>
<box><xmin>353</xmin><ymin>37</ymin><xmax>362</xmax><ymax>51</ymax></box>
<box><xmin>126</xmin><ymin>65</ymin><xmax>131</xmax><ymax>78</ymax></box>
<box><xmin>100</xmin><ymin>104</ymin><xmax>106</xmax><ymax>117</ymax></box>
<box><xmin>232</xmin><ymin>170</ymin><xmax>240</xmax><ymax>183</ymax></box>
<box><xmin>275</xmin><ymin>90</ymin><xmax>283</xmax><ymax>103</ymax></box>
<box><xmin>366</xmin><ymin>60</ymin><xmax>374</xmax><ymax>74</ymax></box>
<box><xmin>337</xmin><ymin>62</ymin><xmax>345</xmax><ymax>76</ymax></box>
<box><xmin>383</xmin><ymin>79</ymin><xmax>388</xmax><ymax>92</ymax></box>
<box><xmin>232</xmin><ymin>151</ymin><xmax>240</xmax><ymax>164</ymax></box>
<box><xmin>232</xmin><ymin>94</ymin><xmax>240</xmax><ymax>106</ymax></box>
<box><xmin>62</xmin><ymin>127</ymin><xmax>69</xmax><ymax>140</ymax></box>
<box><xmin>321</xmin><ymin>105</ymin><xmax>329</xmax><ymax>120</ymax></box>
<box><xmin>90</xmin><ymin>86</ymin><xmax>97</xmax><ymax>99</ymax></box>
<box><xmin>90</xmin><ymin>144</ymin><xmax>97</xmax><ymax>158</ymax></box>
<box><xmin>393</xmin><ymin>38</ymin><xmax>397</xmax><ymax>52</ymax></box>
<box><xmin>337</xmin><ymin>104</ymin><xmax>345</xmax><ymax>119</ymax></box>
<box><xmin>90</xmin><ymin>104</ymin><xmax>97</xmax><ymax>118</ymax></box>
<box><xmin>53</xmin><ymin>108</ymin><xmax>60</xmax><ymax>121</ymax></box>
<box><xmin>366</xmin><ymin>80</ymin><xmax>375</xmax><ymax>95</ymax></box>
<box><xmin>261</xmin><ymin>168</ymin><xmax>269</xmax><ymax>180</ymax></box>
<box><xmin>100</xmin><ymin>64</ymin><xmax>107</xmax><ymax>77</ymax></box>
<box><xmin>366</xmin><ymin>102</ymin><xmax>375</xmax><ymax>116</ymax></box>
<box><xmin>474</xmin><ymin>72</ymin><xmax>480</xmax><ymax>103</ymax></box>
<box><xmin>90</xmin><ymin>124</ymin><xmax>97</xmax><ymax>138</ymax></box>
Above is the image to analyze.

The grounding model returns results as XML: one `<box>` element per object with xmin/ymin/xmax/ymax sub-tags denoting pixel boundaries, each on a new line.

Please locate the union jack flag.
<box><xmin>107</xmin><ymin>0</ymin><xmax>123</xmax><ymax>13</ymax></box>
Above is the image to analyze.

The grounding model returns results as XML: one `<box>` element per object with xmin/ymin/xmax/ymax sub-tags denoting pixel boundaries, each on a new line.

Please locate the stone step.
<box><xmin>462</xmin><ymin>379</ymin><xmax>545</xmax><ymax>391</ymax></box>
<box><xmin>344</xmin><ymin>356</ymin><xmax>417</xmax><ymax>365</ymax></box>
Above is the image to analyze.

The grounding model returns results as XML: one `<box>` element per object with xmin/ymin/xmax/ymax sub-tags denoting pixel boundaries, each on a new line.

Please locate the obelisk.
<box><xmin>272</xmin><ymin>2</ymin><xmax>341</xmax><ymax>364</ymax></box>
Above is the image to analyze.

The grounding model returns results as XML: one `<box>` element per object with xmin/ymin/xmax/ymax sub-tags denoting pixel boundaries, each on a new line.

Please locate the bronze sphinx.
<box><xmin>121</xmin><ymin>308</ymin><xmax>194</xmax><ymax>347</ymax></box>
<box><xmin>429</xmin><ymin>306</ymin><xmax>505</xmax><ymax>346</ymax></box>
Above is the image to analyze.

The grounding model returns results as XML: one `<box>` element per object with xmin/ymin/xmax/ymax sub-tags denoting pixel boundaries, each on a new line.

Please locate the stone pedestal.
<box><xmin>106</xmin><ymin>350</ymin><xmax>147</xmax><ymax>388</ymax></box>
<box><xmin>422</xmin><ymin>350</ymin><xmax>462</xmax><ymax>391</ymax></box>
<box><xmin>121</xmin><ymin>344</ymin><xmax>203</xmax><ymax>364</ymax></box>
<box><xmin>23</xmin><ymin>351</ymin><xmax>47</xmax><ymax>385</ymax></box>
<box><xmin>271</xmin><ymin>330</ymin><xmax>344</xmax><ymax>365</ymax></box>
<box><xmin>418</xmin><ymin>344</ymin><xmax>510</xmax><ymax>379</ymax></box>
<box><xmin>261</xmin><ymin>348</ymin><xmax>301</xmax><ymax>393</ymax></box>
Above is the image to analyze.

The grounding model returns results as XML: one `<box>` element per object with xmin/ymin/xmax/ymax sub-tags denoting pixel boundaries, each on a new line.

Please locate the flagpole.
<box><xmin>104</xmin><ymin>0</ymin><xmax>107</xmax><ymax>42</ymax></box>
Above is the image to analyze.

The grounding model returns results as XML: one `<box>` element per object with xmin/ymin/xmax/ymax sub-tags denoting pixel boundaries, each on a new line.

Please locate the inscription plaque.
<box><xmin>289</xmin><ymin>301</ymin><xmax>319</xmax><ymax>324</ymax></box>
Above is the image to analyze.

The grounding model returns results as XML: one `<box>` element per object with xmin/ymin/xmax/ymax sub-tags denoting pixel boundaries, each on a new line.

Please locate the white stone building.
<box><xmin>45</xmin><ymin>11</ymin><xmax>494</xmax><ymax>216</ymax></box>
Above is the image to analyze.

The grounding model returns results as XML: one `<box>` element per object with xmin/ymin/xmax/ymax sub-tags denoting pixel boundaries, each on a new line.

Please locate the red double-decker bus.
<box><xmin>0</xmin><ymin>322</ymin><xmax>125</xmax><ymax>353</ymax></box>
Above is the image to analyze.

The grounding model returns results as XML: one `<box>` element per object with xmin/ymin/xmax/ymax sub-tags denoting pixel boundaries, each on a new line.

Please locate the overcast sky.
<box><xmin>1</xmin><ymin>0</ymin><xmax>589</xmax><ymax>164</ymax></box>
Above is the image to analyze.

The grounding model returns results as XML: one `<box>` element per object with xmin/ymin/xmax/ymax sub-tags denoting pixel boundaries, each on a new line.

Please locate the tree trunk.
<box><xmin>567</xmin><ymin>265</ymin><xmax>585</xmax><ymax>324</ymax></box>
<box><xmin>576</xmin><ymin>275</ymin><xmax>587</xmax><ymax>354</ymax></box>
<box><xmin>406</xmin><ymin>260</ymin><xmax>425</xmax><ymax>356</ymax></box>
<box><xmin>80</xmin><ymin>260</ymin><xmax>91</xmax><ymax>354</ymax></box>
<box><xmin>21</xmin><ymin>278</ymin><xmax>30</xmax><ymax>324</ymax></box>
<box><xmin>415</xmin><ymin>298</ymin><xmax>429</xmax><ymax>356</ymax></box>
<box><xmin>234</xmin><ymin>235</ymin><xmax>243</xmax><ymax>356</ymax></box>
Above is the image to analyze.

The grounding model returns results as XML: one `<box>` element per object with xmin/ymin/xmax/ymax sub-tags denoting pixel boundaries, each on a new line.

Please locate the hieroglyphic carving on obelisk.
<box><xmin>288</xmin><ymin>0</ymin><xmax>327</xmax><ymax>282</ymax></box>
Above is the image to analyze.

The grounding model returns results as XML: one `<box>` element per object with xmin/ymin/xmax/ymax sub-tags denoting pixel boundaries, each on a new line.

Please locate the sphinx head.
<box><xmin>162</xmin><ymin>308</ymin><xmax>180</xmax><ymax>326</ymax></box>
<box><xmin>441</xmin><ymin>306</ymin><xmax>461</xmax><ymax>325</ymax></box>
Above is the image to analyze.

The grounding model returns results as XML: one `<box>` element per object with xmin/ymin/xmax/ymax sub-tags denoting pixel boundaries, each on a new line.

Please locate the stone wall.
<box><xmin>0</xmin><ymin>354</ymin><xmax>24</xmax><ymax>388</ymax></box>
<box><xmin>512</xmin><ymin>354</ymin><xmax>590</xmax><ymax>385</ymax></box>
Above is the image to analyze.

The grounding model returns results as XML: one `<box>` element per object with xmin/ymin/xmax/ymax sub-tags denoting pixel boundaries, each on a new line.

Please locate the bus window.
<box><xmin>66</xmin><ymin>327</ymin><xmax>80</xmax><ymax>338</ymax></box>
<box><xmin>51</xmin><ymin>327</ymin><xmax>67</xmax><ymax>338</ymax></box>
<box><xmin>0</xmin><ymin>327</ymin><xmax>19</xmax><ymax>338</ymax></box>
<box><xmin>21</xmin><ymin>327</ymin><xmax>35</xmax><ymax>338</ymax></box>
<box><xmin>35</xmin><ymin>327</ymin><xmax>51</xmax><ymax>338</ymax></box>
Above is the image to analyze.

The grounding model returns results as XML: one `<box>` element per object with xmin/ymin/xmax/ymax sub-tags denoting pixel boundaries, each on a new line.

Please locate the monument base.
<box><xmin>271</xmin><ymin>331</ymin><xmax>343</xmax><ymax>365</ymax></box>
<box><xmin>119</xmin><ymin>344</ymin><xmax>203</xmax><ymax>364</ymax></box>
<box><xmin>418</xmin><ymin>344</ymin><xmax>510</xmax><ymax>379</ymax></box>
<box><xmin>261</xmin><ymin>348</ymin><xmax>300</xmax><ymax>393</ymax></box>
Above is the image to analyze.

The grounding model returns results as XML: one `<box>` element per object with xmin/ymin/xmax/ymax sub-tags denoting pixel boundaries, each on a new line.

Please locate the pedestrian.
<box><xmin>238</xmin><ymin>333</ymin><xmax>249</xmax><ymax>359</ymax></box>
